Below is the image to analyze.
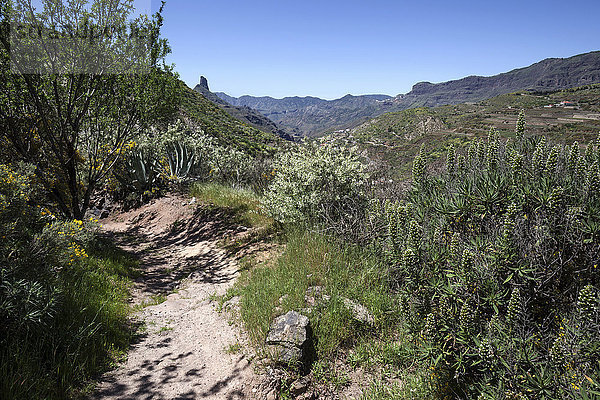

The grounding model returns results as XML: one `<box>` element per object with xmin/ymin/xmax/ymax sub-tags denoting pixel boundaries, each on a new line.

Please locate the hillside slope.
<box><xmin>193</xmin><ymin>77</ymin><xmax>299</xmax><ymax>141</ymax></box>
<box><xmin>217</xmin><ymin>51</ymin><xmax>600</xmax><ymax>137</ymax></box>
<box><xmin>335</xmin><ymin>84</ymin><xmax>600</xmax><ymax>177</ymax></box>
<box><xmin>396</xmin><ymin>50</ymin><xmax>600</xmax><ymax>108</ymax></box>
<box><xmin>178</xmin><ymin>80</ymin><xmax>283</xmax><ymax>154</ymax></box>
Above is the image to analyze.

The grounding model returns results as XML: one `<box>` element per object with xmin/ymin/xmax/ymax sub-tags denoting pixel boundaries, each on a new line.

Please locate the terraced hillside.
<box><xmin>334</xmin><ymin>85</ymin><xmax>600</xmax><ymax>177</ymax></box>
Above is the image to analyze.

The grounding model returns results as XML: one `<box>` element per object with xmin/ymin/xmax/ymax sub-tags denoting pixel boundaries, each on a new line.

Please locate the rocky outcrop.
<box><xmin>193</xmin><ymin>77</ymin><xmax>298</xmax><ymax>141</ymax></box>
<box><xmin>199</xmin><ymin>75</ymin><xmax>210</xmax><ymax>91</ymax></box>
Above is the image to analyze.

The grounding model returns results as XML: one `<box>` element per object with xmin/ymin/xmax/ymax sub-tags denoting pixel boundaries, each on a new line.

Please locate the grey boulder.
<box><xmin>266</xmin><ymin>311</ymin><xmax>314</xmax><ymax>370</ymax></box>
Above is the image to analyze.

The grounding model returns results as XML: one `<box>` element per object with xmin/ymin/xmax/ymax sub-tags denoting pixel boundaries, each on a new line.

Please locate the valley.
<box><xmin>2</xmin><ymin>2</ymin><xmax>600</xmax><ymax>398</ymax></box>
<box><xmin>209</xmin><ymin>51</ymin><xmax>600</xmax><ymax>137</ymax></box>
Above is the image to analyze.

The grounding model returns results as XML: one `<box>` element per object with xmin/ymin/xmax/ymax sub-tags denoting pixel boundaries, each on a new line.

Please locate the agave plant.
<box><xmin>165</xmin><ymin>141</ymin><xmax>197</xmax><ymax>181</ymax></box>
<box><xmin>115</xmin><ymin>149</ymin><xmax>160</xmax><ymax>195</ymax></box>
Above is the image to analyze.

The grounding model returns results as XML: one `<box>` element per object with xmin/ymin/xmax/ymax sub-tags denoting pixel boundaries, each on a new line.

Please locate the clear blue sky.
<box><xmin>154</xmin><ymin>0</ymin><xmax>600</xmax><ymax>99</ymax></box>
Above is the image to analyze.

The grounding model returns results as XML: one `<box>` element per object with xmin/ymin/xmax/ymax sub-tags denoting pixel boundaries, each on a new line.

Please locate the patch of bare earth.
<box><xmin>91</xmin><ymin>195</ymin><xmax>263</xmax><ymax>400</ymax></box>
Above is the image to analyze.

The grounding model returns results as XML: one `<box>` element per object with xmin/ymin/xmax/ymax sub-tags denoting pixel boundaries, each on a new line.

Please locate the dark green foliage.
<box><xmin>0</xmin><ymin>164</ymin><xmax>135</xmax><ymax>399</ymax></box>
<box><xmin>376</xmin><ymin>117</ymin><xmax>600</xmax><ymax>398</ymax></box>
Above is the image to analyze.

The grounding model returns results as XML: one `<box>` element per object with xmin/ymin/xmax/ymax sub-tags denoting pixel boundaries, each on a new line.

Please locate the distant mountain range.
<box><xmin>193</xmin><ymin>77</ymin><xmax>299</xmax><ymax>141</ymax></box>
<box><xmin>213</xmin><ymin>51</ymin><xmax>600</xmax><ymax>136</ymax></box>
<box><xmin>396</xmin><ymin>51</ymin><xmax>600</xmax><ymax>108</ymax></box>
<box><xmin>178</xmin><ymin>79</ymin><xmax>283</xmax><ymax>154</ymax></box>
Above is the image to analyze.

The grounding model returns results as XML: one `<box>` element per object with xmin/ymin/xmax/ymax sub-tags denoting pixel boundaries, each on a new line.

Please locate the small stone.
<box><xmin>290</xmin><ymin>376</ymin><xmax>310</xmax><ymax>395</ymax></box>
<box><xmin>266</xmin><ymin>311</ymin><xmax>309</xmax><ymax>348</ymax></box>
<box><xmin>266</xmin><ymin>311</ymin><xmax>314</xmax><ymax>369</ymax></box>
<box><xmin>342</xmin><ymin>298</ymin><xmax>374</xmax><ymax>325</ymax></box>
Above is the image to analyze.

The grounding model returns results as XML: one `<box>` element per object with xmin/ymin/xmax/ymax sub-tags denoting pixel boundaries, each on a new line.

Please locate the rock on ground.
<box><xmin>266</xmin><ymin>311</ymin><xmax>314</xmax><ymax>371</ymax></box>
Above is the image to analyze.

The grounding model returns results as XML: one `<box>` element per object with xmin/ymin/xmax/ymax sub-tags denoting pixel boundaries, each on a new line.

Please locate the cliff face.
<box><xmin>396</xmin><ymin>51</ymin><xmax>600</xmax><ymax>108</ymax></box>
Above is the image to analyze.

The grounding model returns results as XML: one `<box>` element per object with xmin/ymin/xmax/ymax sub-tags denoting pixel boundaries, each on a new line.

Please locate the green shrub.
<box><xmin>372</xmin><ymin>122</ymin><xmax>600</xmax><ymax>398</ymax></box>
<box><xmin>110</xmin><ymin>122</ymin><xmax>269</xmax><ymax>204</ymax></box>
<box><xmin>0</xmin><ymin>164</ymin><xmax>136</xmax><ymax>399</ymax></box>
<box><xmin>262</xmin><ymin>141</ymin><xmax>369</xmax><ymax>237</ymax></box>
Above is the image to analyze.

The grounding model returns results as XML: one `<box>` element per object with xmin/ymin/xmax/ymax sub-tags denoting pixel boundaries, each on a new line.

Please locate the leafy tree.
<box><xmin>0</xmin><ymin>0</ymin><xmax>180</xmax><ymax>218</ymax></box>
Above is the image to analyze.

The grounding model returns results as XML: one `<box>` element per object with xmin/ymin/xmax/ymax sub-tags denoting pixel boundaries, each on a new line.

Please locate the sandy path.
<box><xmin>91</xmin><ymin>195</ymin><xmax>259</xmax><ymax>400</ymax></box>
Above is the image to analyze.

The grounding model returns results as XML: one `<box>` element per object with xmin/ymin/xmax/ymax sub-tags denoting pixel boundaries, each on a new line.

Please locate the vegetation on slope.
<box><xmin>347</xmin><ymin>85</ymin><xmax>600</xmax><ymax>178</ymax></box>
<box><xmin>217</xmin><ymin>113</ymin><xmax>600</xmax><ymax>399</ymax></box>
<box><xmin>180</xmin><ymin>80</ymin><xmax>284</xmax><ymax>155</ymax></box>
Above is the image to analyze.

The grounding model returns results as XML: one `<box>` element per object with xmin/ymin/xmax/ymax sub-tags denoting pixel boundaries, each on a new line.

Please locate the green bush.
<box><xmin>109</xmin><ymin>122</ymin><xmax>268</xmax><ymax>204</ymax></box>
<box><xmin>262</xmin><ymin>141</ymin><xmax>369</xmax><ymax>236</ymax></box>
<box><xmin>0</xmin><ymin>164</ymin><xmax>136</xmax><ymax>399</ymax></box>
<box><xmin>372</xmin><ymin>126</ymin><xmax>600</xmax><ymax>398</ymax></box>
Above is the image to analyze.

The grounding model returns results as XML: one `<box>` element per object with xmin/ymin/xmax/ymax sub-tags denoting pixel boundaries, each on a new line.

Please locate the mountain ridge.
<box><xmin>398</xmin><ymin>51</ymin><xmax>600</xmax><ymax>108</ymax></box>
<box><xmin>193</xmin><ymin>77</ymin><xmax>298</xmax><ymax>141</ymax></box>
<box><xmin>213</xmin><ymin>50</ymin><xmax>600</xmax><ymax>136</ymax></box>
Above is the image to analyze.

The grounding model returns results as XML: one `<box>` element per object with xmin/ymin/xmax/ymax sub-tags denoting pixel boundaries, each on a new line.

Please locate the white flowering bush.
<box><xmin>262</xmin><ymin>141</ymin><xmax>368</xmax><ymax>232</ymax></box>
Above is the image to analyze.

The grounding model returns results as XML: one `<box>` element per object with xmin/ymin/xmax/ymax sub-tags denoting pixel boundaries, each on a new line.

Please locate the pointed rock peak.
<box><xmin>199</xmin><ymin>76</ymin><xmax>209</xmax><ymax>91</ymax></box>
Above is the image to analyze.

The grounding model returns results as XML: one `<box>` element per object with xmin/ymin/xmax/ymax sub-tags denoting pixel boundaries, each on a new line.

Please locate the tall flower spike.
<box><xmin>531</xmin><ymin>137</ymin><xmax>547</xmax><ymax>174</ymax></box>
<box><xmin>577</xmin><ymin>285</ymin><xmax>597</xmax><ymax>324</ymax></box>
<box><xmin>585</xmin><ymin>143</ymin><xmax>595</xmax><ymax>164</ymax></box>
<box><xmin>477</xmin><ymin>139</ymin><xmax>487</xmax><ymax>165</ymax></box>
<box><xmin>412</xmin><ymin>144</ymin><xmax>427</xmax><ymax>185</ymax></box>
<box><xmin>568</xmin><ymin>142</ymin><xmax>580</xmax><ymax>173</ymax></box>
<box><xmin>506</xmin><ymin>287</ymin><xmax>522</xmax><ymax>331</ymax></box>
<box><xmin>545</xmin><ymin>145</ymin><xmax>559</xmax><ymax>175</ymax></box>
<box><xmin>457</xmin><ymin>154</ymin><xmax>466</xmax><ymax>172</ymax></box>
<box><xmin>446</xmin><ymin>144</ymin><xmax>456</xmax><ymax>175</ymax></box>
<box><xmin>468</xmin><ymin>141</ymin><xmax>477</xmax><ymax>165</ymax></box>
<box><xmin>459</xmin><ymin>301</ymin><xmax>475</xmax><ymax>335</ymax></box>
<box><xmin>515</xmin><ymin>110</ymin><xmax>526</xmax><ymax>142</ymax></box>
<box><xmin>450</xmin><ymin>232</ymin><xmax>461</xmax><ymax>260</ymax></box>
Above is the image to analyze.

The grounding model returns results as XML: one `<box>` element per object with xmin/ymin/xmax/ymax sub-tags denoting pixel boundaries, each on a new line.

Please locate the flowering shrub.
<box><xmin>0</xmin><ymin>164</ymin><xmax>132</xmax><ymax>398</ymax></box>
<box><xmin>262</xmin><ymin>141</ymin><xmax>369</xmax><ymax>236</ymax></box>
<box><xmin>374</xmin><ymin>124</ymin><xmax>600</xmax><ymax>398</ymax></box>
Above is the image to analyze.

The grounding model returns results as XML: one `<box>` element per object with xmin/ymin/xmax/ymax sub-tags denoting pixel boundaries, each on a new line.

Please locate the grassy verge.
<box><xmin>0</xmin><ymin>237</ymin><xmax>138</xmax><ymax>399</ymax></box>
<box><xmin>190</xmin><ymin>182</ymin><xmax>273</xmax><ymax>229</ymax></box>
<box><xmin>230</xmin><ymin>227</ymin><xmax>400</xmax><ymax>365</ymax></box>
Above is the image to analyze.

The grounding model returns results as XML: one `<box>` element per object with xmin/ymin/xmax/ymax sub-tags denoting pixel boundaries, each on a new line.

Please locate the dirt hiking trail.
<box><xmin>91</xmin><ymin>195</ymin><xmax>260</xmax><ymax>400</ymax></box>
